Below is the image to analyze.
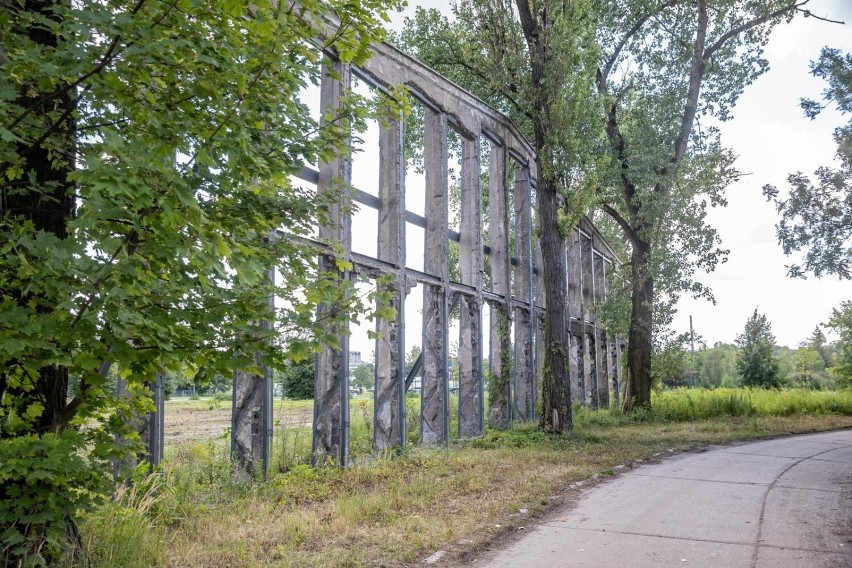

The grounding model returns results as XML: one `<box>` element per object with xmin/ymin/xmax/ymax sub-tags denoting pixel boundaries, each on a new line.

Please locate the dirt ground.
<box><xmin>164</xmin><ymin>398</ymin><xmax>313</xmax><ymax>445</ymax></box>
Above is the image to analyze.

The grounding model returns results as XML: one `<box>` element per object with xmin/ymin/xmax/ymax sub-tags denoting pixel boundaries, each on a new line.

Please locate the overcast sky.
<box><xmin>340</xmin><ymin>1</ymin><xmax>851</xmax><ymax>360</ymax></box>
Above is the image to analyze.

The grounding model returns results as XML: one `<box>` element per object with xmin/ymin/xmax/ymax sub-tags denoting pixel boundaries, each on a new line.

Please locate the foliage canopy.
<box><xmin>0</xmin><ymin>0</ymin><xmax>401</xmax><ymax>562</ymax></box>
<box><xmin>764</xmin><ymin>47</ymin><xmax>852</xmax><ymax>279</ymax></box>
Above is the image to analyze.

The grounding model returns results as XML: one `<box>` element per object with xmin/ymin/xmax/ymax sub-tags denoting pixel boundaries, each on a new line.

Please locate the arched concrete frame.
<box><xmin>129</xmin><ymin>37</ymin><xmax>626</xmax><ymax>472</ymax></box>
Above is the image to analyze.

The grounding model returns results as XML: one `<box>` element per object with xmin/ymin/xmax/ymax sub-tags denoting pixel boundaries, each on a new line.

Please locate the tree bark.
<box><xmin>1</xmin><ymin>0</ymin><xmax>75</xmax><ymax>436</ymax></box>
<box><xmin>623</xmin><ymin>241</ymin><xmax>653</xmax><ymax>410</ymax></box>
<box><xmin>537</xmin><ymin>177</ymin><xmax>572</xmax><ymax>432</ymax></box>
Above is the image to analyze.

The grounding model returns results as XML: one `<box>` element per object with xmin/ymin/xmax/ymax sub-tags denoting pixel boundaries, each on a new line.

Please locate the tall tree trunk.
<box><xmin>1</xmin><ymin>0</ymin><xmax>77</xmax><ymax>562</ymax></box>
<box><xmin>623</xmin><ymin>241</ymin><xmax>653</xmax><ymax>410</ymax></box>
<box><xmin>537</xmin><ymin>175</ymin><xmax>572</xmax><ymax>432</ymax></box>
<box><xmin>1</xmin><ymin>0</ymin><xmax>75</xmax><ymax>435</ymax></box>
<box><xmin>515</xmin><ymin>2</ymin><xmax>573</xmax><ymax>432</ymax></box>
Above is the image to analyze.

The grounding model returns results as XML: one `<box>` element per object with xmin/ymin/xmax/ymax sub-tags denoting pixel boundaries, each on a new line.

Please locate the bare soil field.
<box><xmin>164</xmin><ymin>398</ymin><xmax>313</xmax><ymax>445</ymax></box>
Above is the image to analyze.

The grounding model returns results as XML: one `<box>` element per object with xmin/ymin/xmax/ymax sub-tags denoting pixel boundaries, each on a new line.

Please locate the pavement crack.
<box><xmin>632</xmin><ymin>473</ymin><xmax>770</xmax><ymax>487</ymax></box>
<box><xmin>541</xmin><ymin>525</ymin><xmax>846</xmax><ymax>556</ymax></box>
<box><xmin>750</xmin><ymin>444</ymin><xmax>847</xmax><ymax>568</ymax></box>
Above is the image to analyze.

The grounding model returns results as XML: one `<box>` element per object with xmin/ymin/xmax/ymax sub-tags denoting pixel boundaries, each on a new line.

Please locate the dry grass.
<box><xmin>81</xmin><ymin>406</ymin><xmax>852</xmax><ymax>568</ymax></box>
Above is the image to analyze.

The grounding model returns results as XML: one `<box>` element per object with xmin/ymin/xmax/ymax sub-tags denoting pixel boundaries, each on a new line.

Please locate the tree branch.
<box><xmin>601</xmin><ymin>203</ymin><xmax>639</xmax><ymax>248</ymax></box>
<box><xmin>6</xmin><ymin>0</ymin><xmax>180</xmax><ymax>135</ymax></box>
<box><xmin>600</xmin><ymin>0</ymin><xmax>683</xmax><ymax>87</ymax></box>
<box><xmin>672</xmin><ymin>0</ymin><xmax>708</xmax><ymax>164</ymax></box>
<box><xmin>702</xmin><ymin>0</ymin><xmax>810</xmax><ymax>61</ymax></box>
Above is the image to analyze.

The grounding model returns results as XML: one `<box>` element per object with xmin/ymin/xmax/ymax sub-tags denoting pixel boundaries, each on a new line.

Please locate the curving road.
<box><xmin>481</xmin><ymin>430</ymin><xmax>852</xmax><ymax>568</ymax></box>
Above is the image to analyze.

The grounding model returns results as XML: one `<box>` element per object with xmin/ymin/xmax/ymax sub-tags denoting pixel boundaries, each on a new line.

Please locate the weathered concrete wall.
<box><xmin>305</xmin><ymin>38</ymin><xmax>627</xmax><ymax>463</ymax></box>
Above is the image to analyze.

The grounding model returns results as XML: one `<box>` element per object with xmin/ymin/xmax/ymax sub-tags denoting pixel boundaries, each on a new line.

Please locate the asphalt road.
<box><xmin>480</xmin><ymin>430</ymin><xmax>852</xmax><ymax>568</ymax></box>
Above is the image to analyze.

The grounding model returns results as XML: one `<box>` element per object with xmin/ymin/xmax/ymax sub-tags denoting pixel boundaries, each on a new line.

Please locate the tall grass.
<box><xmin>78</xmin><ymin>387</ymin><xmax>852</xmax><ymax>567</ymax></box>
<box><xmin>652</xmin><ymin>388</ymin><xmax>852</xmax><ymax>421</ymax></box>
<box><xmin>78</xmin><ymin>477</ymin><xmax>165</xmax><ymax>568</ymax></box>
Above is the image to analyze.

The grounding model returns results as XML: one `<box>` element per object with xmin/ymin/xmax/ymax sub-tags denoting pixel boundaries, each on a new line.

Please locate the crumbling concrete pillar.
<box><xmin>421</xmin><ymin>108</ymin><xmax>450</xmax><ymax>447</ymax></box>
<box><xmin>144</xmin><ymin>373</ymin><xmax>165</xmax><ymax>469</ymax></box>
<box><xmin>313</xmin><ymin>58</ymin><xmax>351</xmax><ymax>466</ymax></box>
<box><xmin>374</xmin><ymin>116</ymin><xmax>406</xmax><ymax>451</ymax></box>
<box><xmin>488</xmin><ymin>141</ymin><xmax>512</xmax><ymax>429</ymax></box>
<box><xmin>569</xmin><ymin>334</ymin><xmax>581</xmax><ymax>403</ymax></box>
<box><xmin>587</xmin><ymin>330</ymin><xmax>599</xmax><ymax>409</ymax></box>
<box><xmin>114</xmin><ymin>374</ymin><xmax>164</xmax><ymax>479</ymax></box>
<box><xmin>458</xmin><ymin>135</ymin><xmax>484</xmax><ymax>438</ymax></box>
<box><xmin>232</xmin><ymin>268</ymin><xmax>275</xmax><ymax>478</ymax></box>
<box><xmin>580</xmin><ymin>330</ymin><xmax>591</xmax><ymax>406</ymax></box>
<box><xmin>513</xmin><ymin>164</ymin><xmax>534</xmax><ymax>422</ymax></box>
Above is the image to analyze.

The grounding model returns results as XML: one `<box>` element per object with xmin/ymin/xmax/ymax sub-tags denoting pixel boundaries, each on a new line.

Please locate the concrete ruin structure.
<box><xmin>134</xmin><ymin>38</ymin><xmax>625</xmax><ymax>474</ymax></box>
<box><xmin>301</xmin><ymin>41</ymin><xmax>625</xmax><ymax>466</ymax></box>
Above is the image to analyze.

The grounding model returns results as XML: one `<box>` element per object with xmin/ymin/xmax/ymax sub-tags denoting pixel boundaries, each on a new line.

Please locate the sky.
<box><xmin>339</xmin><ymin>0</ymin><xmax>852</xmax><ymax>361</ymax></box>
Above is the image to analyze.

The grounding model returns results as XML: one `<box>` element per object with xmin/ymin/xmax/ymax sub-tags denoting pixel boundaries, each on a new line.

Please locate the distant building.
<box><xmin>348</xmin><ymin>351</ymin><xmax>363</xmax><ymax>369</ymax></box>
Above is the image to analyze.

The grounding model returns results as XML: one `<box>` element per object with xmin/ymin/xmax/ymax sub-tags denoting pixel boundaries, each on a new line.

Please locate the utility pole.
<box><xmin>689</xmin><ymin>316</ymin><xmax>696</xmax><ymax>387</ymax></box>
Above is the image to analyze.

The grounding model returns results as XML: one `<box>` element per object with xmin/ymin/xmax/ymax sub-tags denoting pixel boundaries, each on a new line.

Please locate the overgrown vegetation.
<box><xmin>76</xmin><ymin>388</ymin><xmax>852</xmax><ymax>567</ymax></box>
<box><xmin>0</xmin><ymin>0</ymin><xmax>403</xmax><ymax>562</ymax></box>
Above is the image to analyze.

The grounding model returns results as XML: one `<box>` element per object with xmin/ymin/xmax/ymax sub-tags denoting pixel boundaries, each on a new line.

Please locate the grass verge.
<box><xmin>80</xmin><ymin>390</ymin><xmax>852</xmax><ymax>567</ymax></box>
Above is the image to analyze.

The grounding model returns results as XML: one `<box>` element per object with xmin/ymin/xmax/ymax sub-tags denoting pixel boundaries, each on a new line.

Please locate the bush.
<box><xmin>0</xmin><ymin>431</ymin><xmax>110</xmax><ymax>566</ymax></box>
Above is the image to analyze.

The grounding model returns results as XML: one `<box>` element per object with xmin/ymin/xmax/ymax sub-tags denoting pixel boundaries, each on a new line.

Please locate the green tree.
<box><xmin>793</xmin><ymin>346</ymin><xmax>827</xmax><ymax>389</ymax></box>
<box><xmin>736</xmin><ymin>309</ymin><xmax>781</xmax><ymax>388</ymax></box>
<box><xmin>826</xmin><ymin>301</ymin><xmax>852</xmax><ymax>388</ymax></box>
<box><xmin>764</xmin><ymin>48</ymin><xmax>852</xmax><ymax>279</ymax></box>
<box><xmin>281</xmin><ymin>359</ymin><xmax>315</xmax><ymax>400</ymax></box>
<box><xmin>697</xmin><ymin>343</ymin><xmax>738</xmax><ymax>388</ymax></box>
<box><xmin>0</xmin><ymin>0</ymin><xmax>400</xmax><ymax>562</ymax></box>
<box><xmin>350</xmin><ymin>362</ymin><xmax>375</xmax><ymax>391</ymax></box>
<box><xmin>398</xmin><ymin>0</ymin><xmax>604</xmax><ymax>432</ymax></box>
<box><xmin>775</xmin><ymin>345</ymin><xmax>797</xmax><ymax>387</ymax></box>
<box><xmin>807</xmin><ymin>325</ymin><xmax>834</xmax><ymax>368</ymax></box>
<box><xmin>652</xmin><ymin>333</ymin><xmax>691</xmax><ymax>389</ymax></box>
<box><xmin>595</xmin><ymin>0</ymin><xmax>813</xmax><ymax>410</ymax></box>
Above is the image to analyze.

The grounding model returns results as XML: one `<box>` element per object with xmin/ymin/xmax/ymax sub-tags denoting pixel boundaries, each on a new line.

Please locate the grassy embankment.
<box><xmin>79</xmin><ymin>388</ymin><xmax>852</xmax><ymax>568</ymax></box>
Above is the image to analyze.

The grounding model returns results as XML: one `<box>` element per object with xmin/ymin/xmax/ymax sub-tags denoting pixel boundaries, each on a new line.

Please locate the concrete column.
<box><xmin>581</xmin><ymin>332</ymin><xmax>592</xmax><ymax>406</ymax></box>
<box><xmin>232</xmin><ymin>269</ymin><xmax>275</xmax><ymax>477</ymax></box>
<box><xmin>593</xmin><ymin>245</ymin><xmax>610</xmax><ymax>408</ymax></box>
<box><xmin>569</xmin><ymin>334</ymin><xmax>581</xmax><ymax>402</ymax></box>
<box><xmin>421</xmin><ymin>108</ymin><xmax>449</xmax><ymax>447</ymax></box>
<box><xmin>608</xmin><ymin>336</ymin><xmax>619</xmax><ymax>407</ymax></box>
<box><xmin>587</xmin><ymin>330</ymin><xmax>599</xmax><ymax>409</ymax></box>
<box><xmin>458</xmin><ymin>135</ymin><xmax>484</xmax><ymax>438</ymax></box>
<box><xmin>488</xmin><ymin>141</ymin><xmax>512</xmax><ymax>429</ymax></box>
<box><xmin>145</xmin><ymin>373</ymin><xmax>165</xmax><ymax>469</ymax></box>
<box><xmin>576</xmin><ymin>230</ymin><xmax>588</xmax><ymax>406</ymax></box>
<box><xmin>232</xmin><ymin>366</ymin><xmax>268</xmax><ymax>478</ymax></box>
<box><xmin>513</xmin><ymin>164</ymin><xmax>534</xmax><ymax>422</ymax></box>
<box><xmin>313</xmin><ymin>58</ymin><xmax>351</xmax><ymax>466</ymax></box>
<box><xmin>374</xmin><ymin>116</ymin><xmax>406</xmax><ymax>451</ymax></box>
<box><xmin>581</xmin><ymin>232</ymin><xmax>596</xmax><ymax>406</ymax></box>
